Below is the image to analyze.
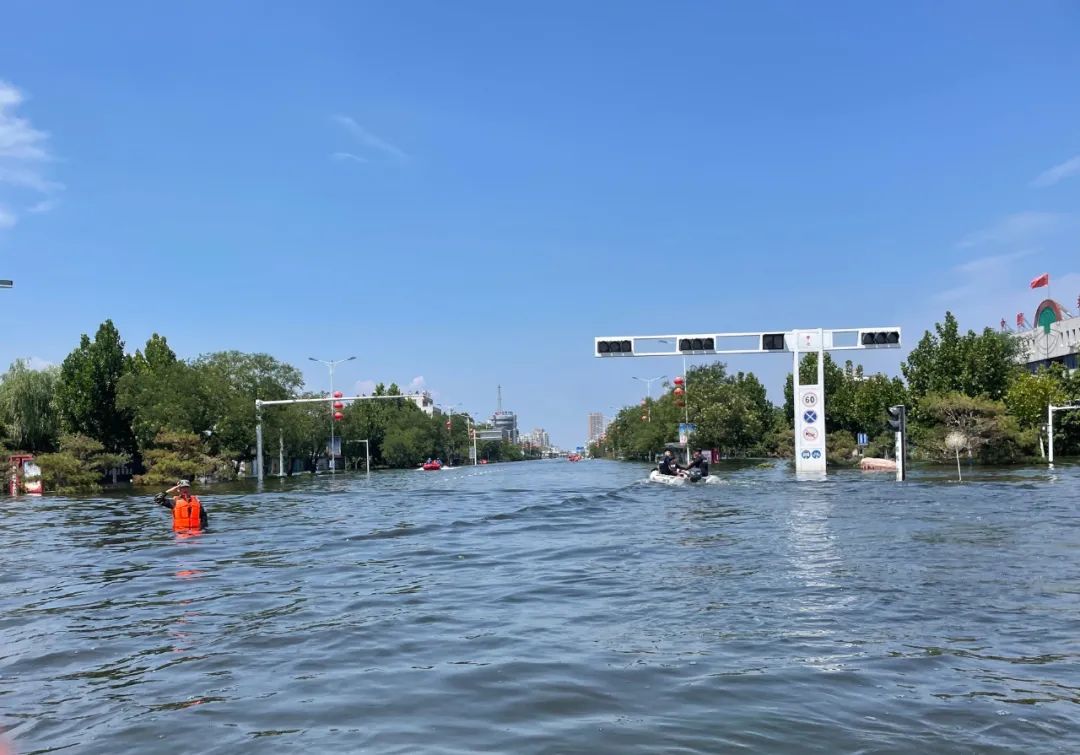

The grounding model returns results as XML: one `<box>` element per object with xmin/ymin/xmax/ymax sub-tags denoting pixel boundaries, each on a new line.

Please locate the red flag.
<box><xmin>1016</xmin><ymin>313</ymin><xmax>1025</xmax><ymax>328</ymax></box>
<box><xmin>1030</xmin><ymin>273</ymin><xmax>1050</xmax><ymax>289</ymax></box>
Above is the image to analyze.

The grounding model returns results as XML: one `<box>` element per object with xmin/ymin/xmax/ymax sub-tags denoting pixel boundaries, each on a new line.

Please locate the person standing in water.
<box><xmin>154</xmin><ymin>480</ymin><xmax>208</xmax><ymax>530</ymax></box>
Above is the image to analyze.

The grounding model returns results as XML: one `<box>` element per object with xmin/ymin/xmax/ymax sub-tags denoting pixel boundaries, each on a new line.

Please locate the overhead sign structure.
<box><xmin>594</xmin><ymin>327</ymin><xmax>902</xmax><ymax>476</ymax></box>
<box><xmin>253</xmin><ymin>393</ymin><xmax>429</xmax><ymax>482</ymax></box>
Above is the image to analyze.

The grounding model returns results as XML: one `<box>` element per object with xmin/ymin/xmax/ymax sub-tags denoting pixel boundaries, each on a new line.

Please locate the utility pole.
<box><xmin>632</xmin><ymin>375</ymin><xmax>666</xmax><ymax>421</ymax></box>
<box><xmin>308</xmin><ymin>356</ymin><xmax>356</xmax><ymax>474</ymax></box>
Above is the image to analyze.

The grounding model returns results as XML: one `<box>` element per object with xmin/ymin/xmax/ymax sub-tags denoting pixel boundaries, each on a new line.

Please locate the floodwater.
<box><xmin>2</xmin><ymin>460</ymin><xmax>1079</xmax><ymax>754</ymax></box>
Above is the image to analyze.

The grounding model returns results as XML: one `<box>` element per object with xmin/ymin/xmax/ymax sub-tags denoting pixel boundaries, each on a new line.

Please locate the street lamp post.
<box><xmin>442</xmin><ymin>403</ymin><xmax>461</xmax><ymax>465</ymax></box>
<box><xmin>631</xmin><ymin>375</ymin><xmax>666</xmax><ymax>421</ymax></box>
<box><xmin>308</xmin><ymin>356</ymin><xmax>356</xmax><ymax>474</ymax></box>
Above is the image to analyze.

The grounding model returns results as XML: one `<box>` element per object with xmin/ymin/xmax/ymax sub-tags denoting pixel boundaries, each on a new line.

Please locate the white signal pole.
<box><xmin>1048</xmin><ymin>403</ymin><xmax>1080</xmax><ymax>466</ymax></box>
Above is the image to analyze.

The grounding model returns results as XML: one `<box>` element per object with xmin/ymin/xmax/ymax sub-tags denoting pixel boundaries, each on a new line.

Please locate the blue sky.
<box><xmin>2</xmin><ymin>1</ymin><xmax>1079</xmax><ymax>448</ymax></box>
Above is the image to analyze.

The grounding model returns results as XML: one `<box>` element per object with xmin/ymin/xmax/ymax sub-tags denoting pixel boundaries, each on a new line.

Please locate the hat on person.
<box><xmin>177</xmin><ymin>480</ymin><xmax>191</xmax><ymax>488</ymax></box>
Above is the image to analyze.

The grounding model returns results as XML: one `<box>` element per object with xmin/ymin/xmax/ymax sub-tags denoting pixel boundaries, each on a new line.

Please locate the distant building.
<box><xmin>520</xmin><ymin>428</ymin><xmax>551</xmax><ymax>450</ymax></box>
<box><xmin>413</xmin><ymin>392</ymin><xmax>435</xmax><ymax>416</ymax></box>
<box><xmin>1012</xmin><ymin>298</ymin><xmax>1080</xmax><ymax>371</ymax></box>
<box><xmin>492</xmin><ymin>410</ymin><xmax>519</xmax><ymax>443</ymax></box>
<box><xmin>490</xmin><ymin>385</ymin><xmax>518</xmax><ymax>442</ymax></box>
<box><xmin>588</xmin><ymin>412</ymin><xmax>604</xmax><ymax>443</ymax></box>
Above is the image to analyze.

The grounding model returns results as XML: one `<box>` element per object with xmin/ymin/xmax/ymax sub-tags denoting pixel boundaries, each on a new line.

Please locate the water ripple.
<box><xmin>2</xmin><ymin>460</ymin><xmax>1079</xmax><ymax>753</ymax></box>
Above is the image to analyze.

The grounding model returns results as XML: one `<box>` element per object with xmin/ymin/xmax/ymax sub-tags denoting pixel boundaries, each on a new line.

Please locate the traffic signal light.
<box><xmin>888</xmin><ymin>404</ymin><xmax>908</xmax><ymax>481</ymax></box>
<box><xmin>762</xmin><ymin>333</ymin><xmax>786</xmax><ymax>351</ymax></box>
<box><xmin>861</xmin><ymin>330</ymin><xmax>901</xmax><ymax>346</ymax></box>
<box><xmin>597</xmin><ymin>339</ymin><xmax>633</xmax><ymax>356</ymax></box>
<box><xmin>678</xmin><ymin>337</ymin><xmax>715</xmax><ymax>352</ymax></box>
<box><xmin>887</xmin><ymin>405</ymin><xmax>906</xmax><ymax>433</ymax></box>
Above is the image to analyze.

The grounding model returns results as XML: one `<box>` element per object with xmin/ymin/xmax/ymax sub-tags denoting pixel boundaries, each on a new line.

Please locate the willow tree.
<box><xmin>0</xmin><ymin>359</ymin><xmax>61</xmax><ymax>453</ymax></box>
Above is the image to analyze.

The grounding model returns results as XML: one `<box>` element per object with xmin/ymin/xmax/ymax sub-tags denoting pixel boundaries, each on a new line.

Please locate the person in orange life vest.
<box><xmin>154</xmin><ymin>480</ymin><xmax>208</xmax><ymax>529</ymax></box>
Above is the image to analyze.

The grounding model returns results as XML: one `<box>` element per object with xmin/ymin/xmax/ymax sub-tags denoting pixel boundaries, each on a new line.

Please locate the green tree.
<box><xmin>902</xmin><ymin>311</ymin><xmax>1020</xmax><ymax>404</ymax></box>
<box><xmin>118</xmin><ymin>336</ymin><xmax>211</xmax><ymax>451</ymax></box>
<box><xmin>0</xmin><ymin>359</ymin><xmax>60</xmax><ymax>453</ymax></box>
<box><xmin>690</xmin><ymin>366</ymin><xmax>775</xmax><ymax>456</ymax></box>
<box><xmin>135</xmin><ymin>431</ymin><xmax>234</xmax><ymax>486</ymax></box>
<box><xmin>275</xmin><ymin>397</ymin><xmax>330</xmax><ymax>472</ymax></box>
<box><xmin>914</xmin><ymin>392</ymin><xmax>1035</xmax><ymax>464</ymax></box>
<box><xmin>1006</xmin><ymin>369</ymin><xmax>1067</xmax><ymax>429</ymax></box>
<box><xmin>56</xmin><ymin>320</ymin><xmax>136</xmax><ymax>454</ymax></box>
<box><xmin>382</xmin><ymin>426</ymin><xmax>428</xmax><ymax>467</ymax></box>
<box><xmin>195</xmin><ymin>351</ymin><xmax>304</xmax><ymax>463</ymax></box>
<box><xmin>35</xmin><ymin>434</ymin><xmax>130</xmax><ymax>494</ymax></box>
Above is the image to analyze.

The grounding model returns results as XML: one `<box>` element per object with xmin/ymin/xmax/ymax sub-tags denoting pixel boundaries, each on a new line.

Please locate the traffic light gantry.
<box><xmin>596</xmin><ymin>328</ymin><xmax>901</xmax><ymax>358</ymax></box>
<box><xmin>593</xmin><ymin>326</ymin><xmax>903</xmax><ymax>477</ymax></box>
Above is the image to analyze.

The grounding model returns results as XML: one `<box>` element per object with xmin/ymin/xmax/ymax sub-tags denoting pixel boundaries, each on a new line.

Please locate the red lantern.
<box><xmin>333</xmin><ymin>401</ymin><xmax>344</xmax><ymax>410</ymax></box>
<box><xmin>673</xmin><ymin>387</ymin><xmax>684</xmax><ymax>396</ymax></box>
<box><xmin>673</xmin><ymin>376</ymin><xmax>685</xmax><ymax>386</ymax></box>
<box><xmin>333</xmin><ymin>411</ymin><xmax>344</xmax><ymax>421</ymax></box>
<box><xmin>333</xmin><ymin>390</ymin><xmax>343</xmax><ymax>398</ymax></box>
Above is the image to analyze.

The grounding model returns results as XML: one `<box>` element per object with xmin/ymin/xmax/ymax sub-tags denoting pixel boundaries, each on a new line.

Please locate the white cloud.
<box><xmin>332</xmin><ymin>115</ymin><xmax>409</xmax><ymax>161</ymax></box>
<box><xmin>0</xmin><ymin>80</ymin><xmax>61</xmax><ymax>230</ymax></box>
<box><xmin>929</xmin><ymin>244</ymin><xmax>1080</xmax><ymax>331</ymax></box>
<box><xmin>23</xmin><ymin>356</ymin><xmax>55</xmax><ymax>370</ymax></box>
<box><xmin>331</xmin><ymin>151</ymin><xmax>368</xmax><ymax>164</ymax></box>
<box><xmin>956</xmin><ymin>211</ymin><xmax>1065</xmax><ymax>249</ymax></box>
<box><xmin>1031</xmin><ymin>155</ymin><xmax>1080</xmax><ymax>188</ymax></box>
<box><xmin>26</xmin><ymin>197</ymin><xmax>58</xmax><ymax>213</ymax></box>
<box><xmin>0</xmin><ymin>166</ymin><xmax>61</xmax><ymax>193</ymax></box>
<box><xmin>953</xmin><ymin>248</ymin><xmax>1035</xmax><ymax>277</ymax></box>
<box><xmin>352</xmin><ymin>376</ymin><xmax>432</xmax><ymax>397</ymax></box>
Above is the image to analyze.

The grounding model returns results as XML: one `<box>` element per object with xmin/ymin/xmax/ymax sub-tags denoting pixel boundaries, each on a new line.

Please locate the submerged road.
<box><xmin>2</xmin><ymin>460</ymin><xmax>1078</xmax><ymax>753</ymax></box>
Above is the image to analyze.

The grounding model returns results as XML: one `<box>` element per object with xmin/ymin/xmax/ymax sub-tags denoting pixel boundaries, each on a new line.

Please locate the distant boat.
<box><xmin>422</xmin><ymin>461</ymin><xmax>443</xmax><ymax>471</ymax></box>
<box><xmin>567</xmin><ymin>453</ymin><xmax>582</xmax><ymax>462</ymax></box>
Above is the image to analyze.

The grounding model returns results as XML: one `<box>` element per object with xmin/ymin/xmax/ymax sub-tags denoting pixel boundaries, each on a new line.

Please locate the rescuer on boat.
<box><xmin>657</xmin><ymin>449</ymin><xmax>680</xmax><ymax>476</ymax></box>
<box><xmin>680</xmin><ymin>450</ymin><xmax>710</xmax><ymax>480</ymax></box>
<box><xmin>154</xmin><ymin>480</ymin><xmax>208</xmax><ymax>530</ymax></box>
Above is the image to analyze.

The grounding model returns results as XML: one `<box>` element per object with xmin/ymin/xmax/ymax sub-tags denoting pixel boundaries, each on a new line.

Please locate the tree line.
<box><xmin>590</xmin><ymin>311</ymin><xmax>1080</xmax><ymax>465</ymax></box>
<box><xmin>0</xmin><ymin>320</ymin><xmax>526</xmax><ymax>493</ymax></box>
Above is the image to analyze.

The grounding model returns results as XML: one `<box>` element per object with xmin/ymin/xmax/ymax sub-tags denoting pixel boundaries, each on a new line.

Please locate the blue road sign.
<box><xmin>800</xmin><ymin>450</ymin><xmax>811</xmax><ymax>459</ymax></box>
<box><xmin>803</xmin><ymin>410</ymin><xmax>818</xmax><ymax>424</ymax></box>
<box><xmin>856</xmin><ymin>432</ymin><xmax>868</xmax><ymax>446</ymax></box>
<box><xmin>811</xmin><ymin>449</ymin><xmax>822</xmax><ymax>459</ymax></box>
